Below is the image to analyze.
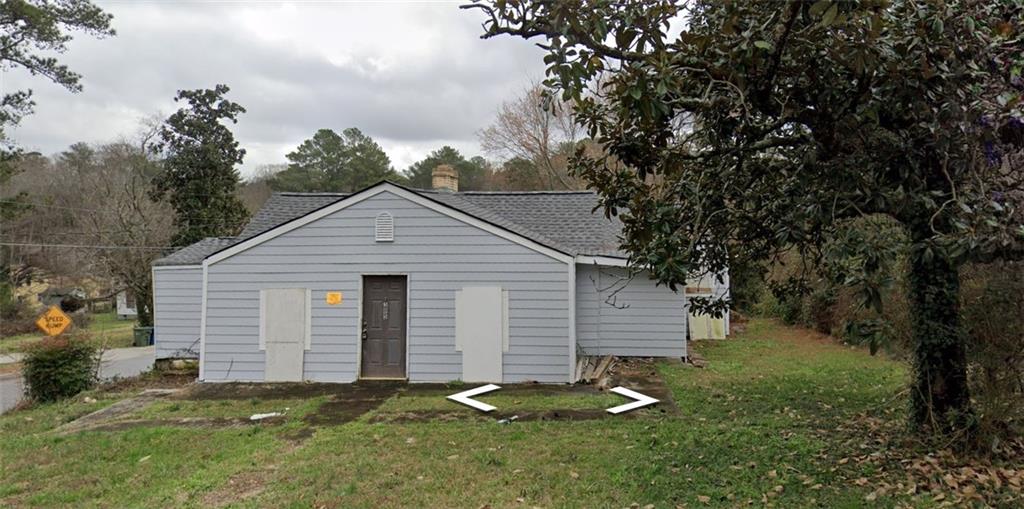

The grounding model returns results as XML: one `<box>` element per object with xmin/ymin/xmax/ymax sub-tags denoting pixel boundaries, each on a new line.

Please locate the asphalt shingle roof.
<box><xmin>425</xmin><ymin>190</ymin><xmax>626</xmax><ymax>258</ymax></box>
<box><xmin>152</xmin><ymin>237</ymin><xmax>239</xmax><ymax>266</ymax></box>
<box><xmin>153</xmin><ymin>185</ymin><xmax>626</xmax><ymax>266</ymax></box>
<box><xmin>236</xmin><ymin>192</ymin><xmax>347</xmax><ymax>240</ymax></box>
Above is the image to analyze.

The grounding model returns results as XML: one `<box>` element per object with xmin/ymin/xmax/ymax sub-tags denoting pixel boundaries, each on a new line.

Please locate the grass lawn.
<box><xmin>0</xmin><ymin>312</ymin><xmax>137</xmax><ymax>354</ymax></box>
<box><xmin>1</xmin><ymin>319</ymin><xmax>1020</xmax><ymax>508</ymax></box>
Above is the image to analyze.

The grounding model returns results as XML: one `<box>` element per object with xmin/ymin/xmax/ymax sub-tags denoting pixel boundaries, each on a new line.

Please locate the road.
<box><xmin>0</xmin><ymin>346</ymin><xmax>155</xmax><ymax>414</ymax></box>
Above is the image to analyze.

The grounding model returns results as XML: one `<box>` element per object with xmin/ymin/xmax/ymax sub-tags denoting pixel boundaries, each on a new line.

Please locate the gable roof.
<box><xmin>152</xmin><ymin>237</ymin><xmax>238</xmax><ymax>267</ymax></box>
<box><xmin>236</xmin><ymin>192</ymin><xmax>348</xmax><ymax>239</ymax></box>
<box><xmin>427</xmin><ymin>190</ymin><xmax>626</xmax><ymax>258</ymax></box>
<box><xmin>153</xmin><ymin>182</ymin><xmax>627</xmax><ymax>267</ymax></box>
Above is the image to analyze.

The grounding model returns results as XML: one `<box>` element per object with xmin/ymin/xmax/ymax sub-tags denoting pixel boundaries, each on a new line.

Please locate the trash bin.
<box><xmin>133</xmin><ymin>326</ymin><xmax>154</xmax><ymax>347</ymax></box>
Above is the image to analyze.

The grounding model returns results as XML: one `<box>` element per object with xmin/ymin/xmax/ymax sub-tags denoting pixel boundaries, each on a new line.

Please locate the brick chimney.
<box><xmin>431</xmin><ymin>164</ymin><xmax>458</xmax><ymax>192</ymax></box>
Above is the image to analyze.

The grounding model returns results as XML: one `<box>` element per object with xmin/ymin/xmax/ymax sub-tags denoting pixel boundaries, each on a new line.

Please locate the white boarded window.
<box><xmin>455</xmin><ymin>287</ymin><xmax>509</xmax><ymax>382</ymax></box>
<box><xmin>375</xmin><ymin>212</ymin><xmax>394</xmax><ymax>242</ymax></box>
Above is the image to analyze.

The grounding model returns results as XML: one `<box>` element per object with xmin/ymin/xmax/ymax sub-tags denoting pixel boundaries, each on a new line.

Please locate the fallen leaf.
<box><xmin>697</xmin><ymin>495</ymin><xmax>710</xmax><ymax>504</ymax></box>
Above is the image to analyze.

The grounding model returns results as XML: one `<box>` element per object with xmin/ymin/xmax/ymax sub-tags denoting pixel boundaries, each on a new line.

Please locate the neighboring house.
<box><xmin>151</xmin><ymin>168</ymin><xmax>729</xmax><ymax>384</ymax></box>
<box><xmin>38</xmin><ymin>287</ymin><xmax>87</xmax><ymax>310</ymax></box>
<box><xmin>116</xmin><ymin>290</ymin><xmax>138</xmax><ymax>320</ymax></box>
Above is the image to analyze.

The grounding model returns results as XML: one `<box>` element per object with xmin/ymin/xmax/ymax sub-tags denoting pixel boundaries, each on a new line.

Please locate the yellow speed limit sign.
<box><xmin>35</xmin><ymin>306</ymin><xmax>72</xmax><ymax>336</ymax></box>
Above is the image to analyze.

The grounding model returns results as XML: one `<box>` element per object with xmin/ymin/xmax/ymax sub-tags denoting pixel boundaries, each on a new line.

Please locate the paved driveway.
<box><xmin>0</xmin><ymin>346</ymin><xmax>155</xmax><ymax>414</ymax></box>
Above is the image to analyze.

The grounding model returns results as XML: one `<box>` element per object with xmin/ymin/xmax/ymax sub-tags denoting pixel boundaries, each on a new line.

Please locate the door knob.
<box><xmin>362</xmin><ymin>320</ymin><xmax>368</xmax><ymax>341</ymax></box>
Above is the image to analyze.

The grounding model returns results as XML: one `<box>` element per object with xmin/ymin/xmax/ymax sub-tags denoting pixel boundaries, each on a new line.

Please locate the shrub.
<box><xmin>961</xmin><ymin>262</ymin><xmax>1024</xmax><ymax>440</ymax></box>
<box><xmin>0</xmin><ymin>288</ymin><xmax>36</xmax><ymax>336</ymax></box>
<box><xmin>805</xmin><ymin>288</ymin><xmax>837</xmax><ymax>334</ymax></box>
<box><xmin>22</xmin><ymin>336</ymin><xmax>99</xmax><ymax>402</ymax></box>
<box><xmin>59</xmin><ymin>295</ymin><xmax>85</xmax><ymax>313</ymax></box>
<box><xmin>727</xmin><ymin>259</ymin><xmax>767</xmax><ymax>313</ymax></box>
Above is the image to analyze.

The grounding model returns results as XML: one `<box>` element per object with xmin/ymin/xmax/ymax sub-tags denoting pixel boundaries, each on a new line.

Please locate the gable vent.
<box><xmin>375</xmin><ymin>212</ymin><xmax>394</xmax><ymax>242</ymax></box>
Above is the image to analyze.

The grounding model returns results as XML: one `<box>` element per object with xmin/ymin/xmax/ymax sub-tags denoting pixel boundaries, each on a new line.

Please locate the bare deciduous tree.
<box><xmin>78</xmin><ymin>140</ymin><xmax>174</xmax><ymax>326</ymax></box>
<box><xmin>479</xmin><ymin>85</ymin><xmax>586</xmax><ymax>190</ymax></box>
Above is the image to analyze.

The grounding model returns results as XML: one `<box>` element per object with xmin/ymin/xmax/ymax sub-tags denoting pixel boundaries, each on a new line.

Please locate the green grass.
<box><xmin>0</xmin><ymin>312</ymin><xmax>137</xmax><ymax>354</ymax></box>
<box><xmin>2</xmin><ymin>318</ymin><xmax>982</xmax><ymax>508</ymax></box>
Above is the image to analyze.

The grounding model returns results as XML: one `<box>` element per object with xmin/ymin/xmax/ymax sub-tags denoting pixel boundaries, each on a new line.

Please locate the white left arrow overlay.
<box><xmin>606</xmin><ymin>386</ymin><xmax>659</xmax><ymax>415</ymax></box>
<box><xmin>447</xmin><ymin>384</ymin><xmax>501</xmax><ymax>413</ymax></box>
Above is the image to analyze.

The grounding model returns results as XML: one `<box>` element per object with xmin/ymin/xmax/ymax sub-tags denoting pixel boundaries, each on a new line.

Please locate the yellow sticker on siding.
<box><xmin>325</xmin><ymin>292</ymin><xmax>343</xmax><ymax>305</ymax></box>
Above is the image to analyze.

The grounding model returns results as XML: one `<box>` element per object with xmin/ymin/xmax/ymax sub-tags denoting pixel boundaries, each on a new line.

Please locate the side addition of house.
<box><xmin>151</xmin><ymin>169</ymin><xmax>729</xmax><ymax>384</ymax></box>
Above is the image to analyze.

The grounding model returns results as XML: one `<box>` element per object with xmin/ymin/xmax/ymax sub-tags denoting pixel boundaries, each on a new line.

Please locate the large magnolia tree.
<box><xmin>152</xmin><ymin>85</ymin><xmax>249</xmax><ymax>247</ymax></box>
<box><xmin>467</xmin><ymin>0</ymin><xmax>1024</xmax><ymax>434</ymax></box>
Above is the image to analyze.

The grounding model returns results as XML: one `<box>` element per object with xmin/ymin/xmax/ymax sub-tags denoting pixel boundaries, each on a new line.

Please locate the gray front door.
<box><xmin>361</xmin><ymin>276</ymin><xmax>407</xmax><ymax>379</ymax></box>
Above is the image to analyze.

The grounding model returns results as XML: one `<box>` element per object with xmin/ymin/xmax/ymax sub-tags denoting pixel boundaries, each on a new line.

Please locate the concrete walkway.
<box><xmin>0</xmin><ymin>352</ymin><xmax>24</xmax><ymax>364</ymax></box>
<box><xmin>0</xmin><ymin>346</ymin><xmax>155</xmax><ymax>414</ymax></box>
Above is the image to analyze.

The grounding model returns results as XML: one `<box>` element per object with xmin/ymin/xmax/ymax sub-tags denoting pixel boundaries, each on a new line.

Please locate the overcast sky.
<box><xmin>2</xmin><ymin>1</ymin><xmax>546</xmax><ymax>177</ymax></box>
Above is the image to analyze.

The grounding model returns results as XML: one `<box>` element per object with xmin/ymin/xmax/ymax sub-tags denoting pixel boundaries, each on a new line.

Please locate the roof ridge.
<box><xmin>456</xmin><ymin>190</ymin><xmax>595</xmax><ymax>195</ymax></box>
<box><xmin>276</xmin><ymin>189</ymin><xmax>595</xmax><ymax>196</ymax></box>
<box><xmin>273</xmin><ymin>191</ymin><xmax>349</xmax><ymax>197</ymax></box>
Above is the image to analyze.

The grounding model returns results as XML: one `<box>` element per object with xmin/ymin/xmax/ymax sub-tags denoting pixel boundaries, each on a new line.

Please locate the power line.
<box><xmin>0</xmin><ymin>197</ymin><xmax>259</xmax><ymax>216</ymax></box>
<box><xmin>0</xmin><ymin>199</ymin><xmax>249</xmax><ymax>228</ymax></box>
<box><xmin>0</xmin><ymin>242</ymin><xmax>173</xmax><ymax>250</ymax></box>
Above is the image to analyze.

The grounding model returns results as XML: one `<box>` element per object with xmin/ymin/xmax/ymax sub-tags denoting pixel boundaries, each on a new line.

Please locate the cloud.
<box><xmin>3</xmin><ymin>1</ymin><xmax>546</xmax><ymax>176</ymax></box>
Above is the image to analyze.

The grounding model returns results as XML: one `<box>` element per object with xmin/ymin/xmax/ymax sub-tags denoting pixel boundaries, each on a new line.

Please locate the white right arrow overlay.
<box><xmin>606</xmin><ymin>386</ymin><xmax>660</xmax><ymax>415</ymax></box>
<box><xmin>447</xmin><ymin>384</ymin><xmax>501</xmax><ymax>413</ymax></box>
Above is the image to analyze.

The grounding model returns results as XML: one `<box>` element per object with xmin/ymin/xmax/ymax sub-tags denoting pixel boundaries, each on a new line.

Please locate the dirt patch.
<box><xmin>98</xmin><ymin>372</ymin><xmax>195</xmax><ymax>394</ymax></box>
<box><xmin>364</xmin><ymin>367</ymin><xmax>678</xmax><ymax>424</ymax></box>
<box><xmin>602</xmin><ymin>357</ymin><xmax>678</xmax><ymax>410</ymax></box>
<box><xmin>303</xmin><ymin>382</ymin><xmax>403</xmax><ymax>426</ymax></box>
<box><xmin>201</xmin><ymin>469</ymin><xmax>273</xmax><ymax>508</ymax></box>
<box><xmin>66</xmin><ymin>415</ymin><xmax>287</xmax><ymax>433</ymax></box>
<box><xmin>367</xmin><ymin>408</ymin><xmax>628</xmax><ymax>424</ymax></box>
<box><xmin>180</xmin><ymin>381</ymin><xmax>404</xmax><ymax>401</ymax></box>
<box><xmin>398</xmin><ymin>382</ymin><xmax>602</xmax><ymax>399</ymax></box>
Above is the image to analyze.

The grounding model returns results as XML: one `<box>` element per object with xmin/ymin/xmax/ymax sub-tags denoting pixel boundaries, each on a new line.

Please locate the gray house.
<box><xmin>152</xmin><ymin>172</ymin><xmax>728</xmax><ymax>384</ymax></box>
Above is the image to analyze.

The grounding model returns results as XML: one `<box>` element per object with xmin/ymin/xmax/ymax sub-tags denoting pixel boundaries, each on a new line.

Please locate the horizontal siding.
<box><xmin>575</xmin><ymin>264</ymin><xmax>687</xmax><ymax>358</ymax></box>
<box><xmin>153</xmin><ymin>267</ymin><xmax>202</xmax><ymax>359</ymax></box>
<box><xmin>203</xmin><ymin>191</ymin><xmax>570</xmax><ymax>383</ymax></box>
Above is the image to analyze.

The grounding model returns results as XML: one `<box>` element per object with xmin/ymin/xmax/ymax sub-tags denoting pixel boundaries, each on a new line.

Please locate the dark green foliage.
<box><xmin>469</xmin><ymin>0</ymin><xmax>1024</xmax><ymax>435</ymax></box>
<box><xmin>152</xmin><ymin>85</ymin><xmax>250</xmax><ymax>247</ymax></box>
<box><xmin>908</xmin><ymin>249</ymin><xmax>971</xmax><ymax>431</ymax></box>
<box><xmin>404</xmin><ymin>146</ymin><xmax>490</xmax><ymax>191</ymax></box>
<box><xmin>495</xmin><ymin>157</ymin><xmax>546</xmax><ymax>191</ymax></box>
<box><xmin>0</xmin><ymin>0</ymin><xmax>114</xmax><ymax>132</ymax></box>
<box><xmin>270</xmin><ymin>128</ymin><xmax>403</xmax><ymax>192</ymax></box>
<box><xmin>961</xmin><ymin>262</ymin><xmax>1024</xmax><ymax>438</ymax></box>
<box><xmin>724</xmin><ymin>258</ymin><xmax>767</xmax><ymax>313</ymax></box>
<box><xmin>23</xmin><ymin>337</ymin><xmax>98</xmax><ymax>402</ymax></box>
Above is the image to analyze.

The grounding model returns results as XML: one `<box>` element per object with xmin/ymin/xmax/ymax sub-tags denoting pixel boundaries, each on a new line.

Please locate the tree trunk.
<box><xmin>132</xmin><ymin>280</ymin><xmax>154</xmax><ymax>327</ymax></box>
<box><xmin>907</xmin><ymin>246</ymin><xmax>972</xmax><ymax>433</ymax></box>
